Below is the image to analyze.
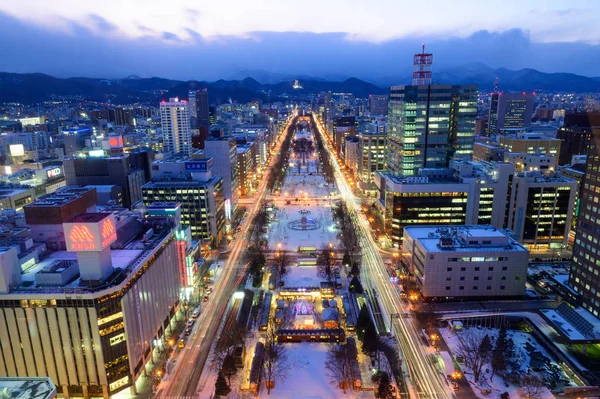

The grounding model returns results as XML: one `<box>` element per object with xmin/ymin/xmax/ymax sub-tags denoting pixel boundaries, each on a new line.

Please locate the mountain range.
<box><xmin>1</xmin><ymin>63</ymin><xmax>599</xmax><ymax>105</ymax></box>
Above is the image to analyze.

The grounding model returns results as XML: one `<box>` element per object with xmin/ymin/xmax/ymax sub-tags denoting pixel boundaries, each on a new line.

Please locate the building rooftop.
<box><xmin>0</xmin><ymin>377</ymin><xmax>56</xmax><ymax>399</ymax></box>
<box><xmin>25</xmin><ymin>187</ymin><xmax>94</xmax><ymax>207</ymax></box>
<box><xmin>405</xmin><ymin>225</ymin><xmax>528</xmax><ymax>254</ymax></box>
<box><xmin>66</xmin><ymin>212</ymin><xmax>111</xmax><ymax>224</ymax></box>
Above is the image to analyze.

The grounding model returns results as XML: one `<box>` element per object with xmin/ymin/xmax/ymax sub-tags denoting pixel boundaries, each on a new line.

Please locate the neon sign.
<box><xmin>47</xmin><ymin>167</ymin><xmax>62</xmax><ymax>179</ymax></box>
<box><xmin>64</xmin><ymin>214</ymin><xmax>117</xmax><ymax>252</ymax></box>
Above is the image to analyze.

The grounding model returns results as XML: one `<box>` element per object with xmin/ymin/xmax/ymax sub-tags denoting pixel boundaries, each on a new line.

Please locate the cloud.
<box><xmin>161</xmin><ymin>31</ymin><xmax>181</xmax><ymax>42</ymax></box>
<box><xmin>0</xmin><ymin>10</ymin><xmax>598</xmax><ymax>82</ymax></box>
<box><xmin>88</xmin><ymin>14</ymin><xmax>118</xmax><ymax>32</ymax></box>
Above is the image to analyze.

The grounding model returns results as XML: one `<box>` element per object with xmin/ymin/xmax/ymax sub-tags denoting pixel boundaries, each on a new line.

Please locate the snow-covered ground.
<box><xmin>267</xmin><ymin>137</ymin><xmax>340</xmax><ymax>252</ymax></box>
<box><xmin>440</xmin><ymin>326</ymin><xmax>576</xmax><ymax>399</ymax></box>
<box><xmin>270</xmin><ymin>342</ymin><xmax>371</xmax><ymax>399</ymax></box>
<box><xmin>284</xmin><ymin>266</ymin><xmax>322</xmax><ymax>287</ymax></box>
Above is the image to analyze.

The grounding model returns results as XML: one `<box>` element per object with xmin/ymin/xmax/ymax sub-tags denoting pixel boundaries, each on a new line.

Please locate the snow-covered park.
<box><xmin>439</xmin><ymin>325</ymin><xmax>577</xmax><ymax>399</ymax></box>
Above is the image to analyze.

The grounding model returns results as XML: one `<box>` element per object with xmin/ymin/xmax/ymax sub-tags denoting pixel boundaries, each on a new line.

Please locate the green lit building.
<box><xmin>387</xmin><ymin>84</ymin><xmax>478</xmax><ymax>176</ymax></box>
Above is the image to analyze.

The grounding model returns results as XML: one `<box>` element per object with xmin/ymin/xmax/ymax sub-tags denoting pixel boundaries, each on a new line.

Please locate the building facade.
<box><xmin>203</xmin><ymin>137</ymin><xmax>239</xmax><ymax>218</ymax></box>
<box><xmin>387</xmin><ymin>84</ymin><xmax>478</xmax><ymax>176</ymax></box>
<box><xmin>402</xmin><ymin>225</ymin><xmax>529</xmax><ymax>299</ymax></box>
<box><xmin>160</xmin><ymin>98</ymin><xmax>192</xmax><ymax>155</ymax></box>
<box><xmin>0</xmin><ymin>213</ymin><xmax>184</xmax><ymax>398</ymax></box>
<box><xmin>488</xmin><ymin>92</ymin><xmax>534</xmax><ymax>135</ymax></box>
<box><xmin>357</xmin><ymin>131</ymin><xmax>386</xmax><ymax>194</ymax></box>
<box><xmin>569</xmin><ymin>129</ymin><xmax>600</xmax><ymax>317</ymax></box>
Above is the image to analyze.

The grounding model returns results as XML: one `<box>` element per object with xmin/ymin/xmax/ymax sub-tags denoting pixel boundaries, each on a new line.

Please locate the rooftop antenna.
<box><xmin>494</xmin><ymin>77</ymin><xmax>499</xmax><ymax>94</ymax></box>
<box><xmin>412</xmin><ymin>44</ymin><xmax>433</xmax><ymax>86</ymax></box>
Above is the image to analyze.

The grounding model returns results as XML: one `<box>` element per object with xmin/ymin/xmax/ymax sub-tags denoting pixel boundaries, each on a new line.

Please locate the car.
<box><xmin>178</xmin><ymin>339</ymin><xmax>186</xmax><ymax>349</ymax></box>
<box><xmin>192</xmin><ymin>309</ymin><xmax>200</xmax><ymax>318</ymax></box>
<box><xmin>203</xmin><ymin>296</ymin><xmax>209</xmax><ymax>302</ymax></box>
<box><xmin>184</xmin><ymin>326</ymin><xmax>193</xmax><ymax>336</ymax></box>
<box><xmin>186</xmin><ymin>318</ymin><xmax>194</xmax><ymax>327</ymax></box>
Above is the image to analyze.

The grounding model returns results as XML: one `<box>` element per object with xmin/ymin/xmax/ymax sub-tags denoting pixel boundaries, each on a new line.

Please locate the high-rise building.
<box><xmin>387</xmin><ymin>84</ymin><xmax>478</xmax><ymax>176</ymax></box>
<box><xmin>160</xmin><ymin>98</ymin><xmax>191</xmax><ymax>155</ymax></box>
<box><xmin>368</xmin><ymin>95</ymin><xmax>388</xmax><ymax>116</ymax></box>
<box><xmin>143</xmin><ymin>158</ymin><xmax>225</xmax><ymax>243</ymax></box>
<box><xmin>556</xmin><ymin>112</ymin><xmax>600</xmax><ymax>165</ymax></box>
<box><xmin>487</xmin><ymin>92</ymin><xmax>534</xmax><ymax>135</ymax></box>
<box><xmin>203</xmin><ymin>137</ymin><xmax>239</xmax><ymax>219</ymax></box>
<box><xmin>197</xmin><ymin>89</ymin><xmax>210</xmax><ymax>128</ymax></box>
<box><xmin>570</xmin><ymin>129</ymin><xmax>600</xmax><ymax>317</ymax></box>
<box><xmin>188</xmin><ymin>90</ymin><xmax>198</xmax><ymax>118</ymax></box>
<box><xmin>236</xmin><ymin>142</ymin><xmax>257</xmax><ymax>196</ymax></box>
<box><xmin>63</xmin><ymin>155</ymin><xmax>147</xmax><ymax>208</ymax></box>
<box><xmin>357</xmin><ymin>131</ymin><xmax>387</xmax><ymax>194</ymax></box>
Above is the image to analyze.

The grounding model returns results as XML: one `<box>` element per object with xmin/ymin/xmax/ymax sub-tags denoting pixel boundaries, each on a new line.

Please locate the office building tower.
<box><xmin>556</xmin><ymin>112</ymin><xmax>600</xmax><ymax>165</ymax></box>
<box><xmin>63</xmin><ymin>155</ymin><xmax>146</xmax><ymax>208</ymax></box>
<box><xmin>357</xmin><ymin>130</ymin><xmax>387</xmax><ymax>194</ymax></box>
<box><xmin>203</xmin><ymin>137</ymin><xmax>239</xmax><ymax>219</ymax></box>
<box><xmin>197</xmin><ymin>89</ymin><xmax>210</xmax><ymax>128</ymax></box>
<box><xmin>505</xmin><ymin>171</ymin><xmax>576</xmax><ymax>248</ymax></box>
<box><xmin>143</xmin><ymin>158</ymin><xmax>225</xmax><ymax>243</ymax></box>
<box><xmin>487</xmin><ymin>92</ymin><xmax>534</xmax><ymax>135</ymax></box>
<box><xmin>160</xmin><ymin>98</ymin><xmax>192</xmax><ymax>155</ymax></box>
<box><xmin>0</xmin><ymin>210</ymin><xmax>185</xmax><ymax>398</ymax></box>
<box><xmin>570</xmin><ymin>129</ymin><xmax>600</xmax><ymax>317</ymax></box>
<box><xmin>188</xmin><ymin>90</ymin><xmax>198</xmax><ymax>118</ymax></box>
<box><xmin>375</xmin><ymin>161</ymin><xmax>514</xmax><ymax>247</ymax></box>
<box><xmin>387</xmin><ymin>84</ymin><xmax>478</xmax><ymax>176</ymax></box>
<box><xmin>332</xmin><ymin>116</ymin><xmax>357</xmax><ymax>154</ymax></box>
<box><xmin>237</xmin><ymin>142</ymin><xmax>257</xmax><ymax>196</ymax></box>
<box><xmin>369</xmin><ymin>95</ymin><xmax>389</xmax><ymax>116</ymax></box>
<box><xmin>402</xmin><ymin>226</ymin><xmax>528</xmax><ymax>299</ymax></box>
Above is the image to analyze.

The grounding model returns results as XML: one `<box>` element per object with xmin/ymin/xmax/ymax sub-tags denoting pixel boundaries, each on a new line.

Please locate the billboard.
<box><xmin>185</xmin><ymin>158</ymin><xmax>213</xmax><ymax>172</ymax></box>
<box><xmin>64</xmin><ymin>213</ymin><xmax>117</xmax><ymax>252</ymax></box>
<box><xmin>46</xmin><ymin>167</ymin><xmax>63</xmax><ymax>180</ymax></box>
<box><xmin>9</xmin><ymin>144</ymin><xmax>25</xmax><ymax>157</ymax></box>
<box><xmin>109</xmin><ymin>136</ymin><xmax>124</xmax><ymax>148</ymax></box>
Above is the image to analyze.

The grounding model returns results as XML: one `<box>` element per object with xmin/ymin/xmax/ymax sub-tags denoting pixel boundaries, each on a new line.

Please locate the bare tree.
<box><xmin>212</xmin><ymin>323</ymin><xmax>247</xmax><ymax>371</ymax></box>
<box><xmin>317</xmin><ymin>245</ymin><xmax>336</xmax><ymax>282</ymax></box>
<box><xmin>325</xmin><ymin>341</ymin><xmax>359</xmax><ymax>394</ymax></box>
<box><xmin>262</xmin><ymin>324</ymin><xmax>289</xmax><ymax>395</ymax></box>
<box><xmin>274</xmin><ymin>251</ymin><xmax>291</xmax><ymax>285</ymax></box>
<box><xmin>454</xmin><ymin>329</ymin><xmax>492</xmax><ymax>383</ymax></box>
<box><xmin>519</xmin><ymin>375</ymin><xmax>544</xmax><ymax>399</ymax></box>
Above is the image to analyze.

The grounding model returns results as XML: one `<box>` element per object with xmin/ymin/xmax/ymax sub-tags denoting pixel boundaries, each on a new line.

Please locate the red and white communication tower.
<box><xmin>412</xmin><ymin>44</ymin><xmax>433</xmax><ymax>86</ymax></box>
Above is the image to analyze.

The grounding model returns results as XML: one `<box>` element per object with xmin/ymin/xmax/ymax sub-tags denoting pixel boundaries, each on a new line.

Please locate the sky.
<box><xmin>0</xmin><ymin>0</ymin><xmax>599</xmax><ymax>81</ymax></box>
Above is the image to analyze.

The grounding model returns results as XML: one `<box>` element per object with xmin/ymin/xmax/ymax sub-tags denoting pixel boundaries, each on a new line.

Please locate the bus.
<box><xmin>259</xmin><ymin>292</ymin><xmax>273</xmax><ymax>331</ymax></box>
<box><xmin>298</xmin><ymin>246</ymin><xmax>317</xmax><ymax>254</ymax></box>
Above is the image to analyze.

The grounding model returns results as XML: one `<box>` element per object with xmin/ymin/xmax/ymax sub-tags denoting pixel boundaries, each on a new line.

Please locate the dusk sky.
<box><xmin>1</xmin><ymin>0</ymin><xmax>599</xmax><ymax>81</ymax></box>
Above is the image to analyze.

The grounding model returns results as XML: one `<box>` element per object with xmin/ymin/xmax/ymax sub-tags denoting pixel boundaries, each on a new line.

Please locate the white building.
<box><xmin>203</xmin><ymin>137</ymin><xmax>239</xmax><ymax>219</ymax></box>
<box><xmin>160</xmin><ymin>98</ymin><xmax>191</xmax><ymax>155</ymax></box>
<box><xmin>0</xmin><ymin>211</ymin><xmax>185</xmax><ymax>398</ymax></box>
<box><xmin>403</xmin><ymin>225</ymin><xmax>529</xmax><ymax>299</ymax></box>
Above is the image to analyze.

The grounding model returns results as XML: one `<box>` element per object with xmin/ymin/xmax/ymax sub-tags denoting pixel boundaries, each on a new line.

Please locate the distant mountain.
<box><xmin>0</xmin><ymin>72</ymin><xmax>386</xmax><ymax>104</ymax></box>
<box><xmin>1</xmin><ymin>65</ymin><xmax>598</xmax><ymax>105</ymax></box>
<box><xmin>374</xmin><ymin>63</ymin><xmax>600</xmax><ymax>92</ymax></box>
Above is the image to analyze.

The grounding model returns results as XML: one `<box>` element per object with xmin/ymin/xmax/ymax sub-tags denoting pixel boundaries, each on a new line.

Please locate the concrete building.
<box><xmin>23</xmin><ymin>187</ymin><xmax>98</xmax><ymax>250</ymax></box>
<box><xmin>487</xmin><ymin>92</ymin><xmax>534</xmax><ymax>135</ymax></box>
<box><xmin>344</xmin><ymin>136</ymin><xmax>359</xmax><ymax>180</ymax></box>
<box><xmin>237</xmin><ymin>142</ymin><xmax>257</xmax><ymax>196</ymax></box>
<box><xmin>143</xmin><ymin>158</ymin><xmax>225</xmax><ymax>244</ymax></box>
<box><xmin>63</xmin><ymin>155</ymin><xmax>146</xmax><ymax>209</ymax></box>
<box><xmin>505</xmin><ymin>171</ymin><xmax>577</xmax><ymax>248</ymax></box>
<box><xmin>402</xmin><ymin>225</ymin><xmax>528</xmax><ymax>299</ymax></box>
<box><xmin>368</xmin><ymin>94</ymin><xmax>388</xmax><ymax>116</ymax></box>
<box><xmin>473</xmin><ymin>142</ymin><xmax>507</xmax><ymax>163</ymax></box>
<box><xmin>0</xmin><ymin>185</ymin><xmax>36</xmax><ymax>211</ymax></box>
<box><xmin>357</xmin><ymin>131</ymin><xmax>386</xmax><ymax>194</ymax></box>
<box><xmin>160</xmin><ymin>98</ymin><xmax>192</xmax><ymax>155</ymax></box>
<box><xmin>387</xmin><ymin>84</ymin><xmax>478</xmax><ymax>176</ymax></box>
<box><xmin>570</xmin><ymin>129</ymin><xmax>600</xmax><ymax>317</ymax></box>
<box><xmin>503</xmin><ymin>152</ymin><xmax>557</xmax><ymax>172</ymax></box>
<box><xmin>375</xmin><ymin>160</ymin><xmax>514</xmax><ymax>247</ymax></box>
<box><xmin>0</xmin><ymin>210</ymin><xmax>184</xmax><ymax>398</ymax></box>
<box><xmin>203</xmin><ymin>137</ymin><xmax>239</xmax><ymax>219</ymax></box>
<box><xmin>196</xmin><ymin>89</ymin><xmax>210</xmax><ymax>128</ymax></box>
<box><xmin>498</xmin><ymin>133</ymin><xmax>561</xmax><ymax>157</ymax></box>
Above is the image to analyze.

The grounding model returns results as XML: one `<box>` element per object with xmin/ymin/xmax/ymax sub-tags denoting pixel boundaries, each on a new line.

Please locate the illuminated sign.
<box><xmin>185</xmin><ymin>158</ymin><xmax>213</xmax><ymax>172</ymax></box>
<box><xmin>109</xmin><ymin>136</ymin><xmax>124</xmax><ymax>148</ymax></box>
<box><xmin>89</xmin><ymin>149</ymin><xmax>105</xmax><ymax>157</ymax></box>
<box><xmin>46</xmin><ymin>167</ymin><xmax>62</xmax><ymax>179</ymax></box>
<box><xmin>9</xmin><ymin>144</ymin><xmax>25</xmax><ymax>157</ymax></box>
<box><xmin>64</xmin><ymin>213</ymin><xmax>117</xmax><ymax>252</ymax></box>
